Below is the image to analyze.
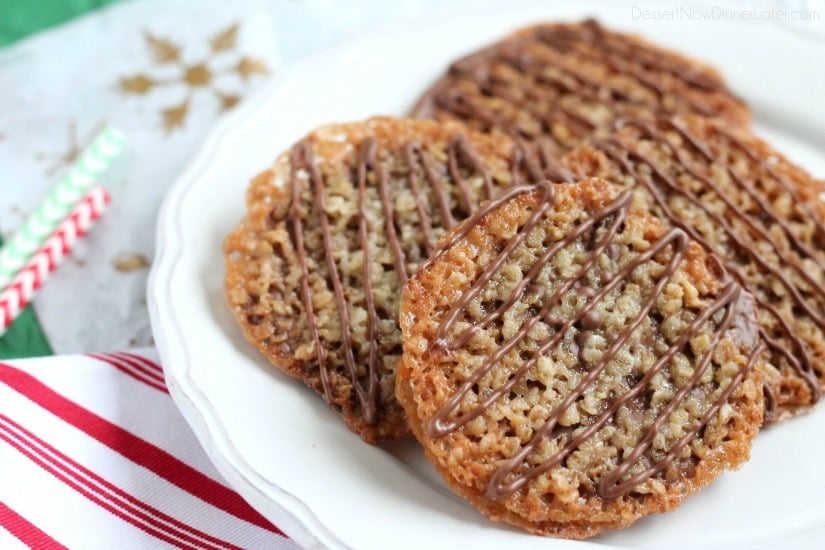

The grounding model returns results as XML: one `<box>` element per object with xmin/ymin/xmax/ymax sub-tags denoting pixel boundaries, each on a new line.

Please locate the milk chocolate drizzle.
<box><xmin>590</xmin><ymin>118</ymin><xmax>823</xmax><ymax>417</ymax></box>
<box><xmin>414</xmin><ymin>18</ymin><xmax>738</xmax><ymax>161</ymax></box>
<box><xmin>287</xmin><ymin>134</ymin><xmax>497</xmax><ymax>425</ymax></box>
<box><xmin>422</xmin><ymin>181</ymin><xmax>759</xmax><ymax>500</ymax></box>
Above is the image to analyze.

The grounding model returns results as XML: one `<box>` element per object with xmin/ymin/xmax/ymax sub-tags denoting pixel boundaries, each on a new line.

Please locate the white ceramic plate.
<box><xmin>148</xmin><ymin>2</ymin><xmax>825</xmax><ymax>548</ymax></box>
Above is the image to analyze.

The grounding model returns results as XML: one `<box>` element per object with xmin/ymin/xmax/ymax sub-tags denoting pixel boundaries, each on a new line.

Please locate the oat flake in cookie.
<box><xmin>398</xmin><ymin>179</ymin><xmax>764</xmax><ymax>539</ymax></box>
<box><xmin>412</xmin><ymin>19</ymin><xmax>749</xmax><ymax>168</ymax></box>
<box><xmin>224</xmin><ymin>117</ymin><xmax>524</xmax><ymax>443</ymax></box>
<box><xmin>563</xmin><ymin>115</ymin><xmax>825</xmax><ymax>423</ymax></box>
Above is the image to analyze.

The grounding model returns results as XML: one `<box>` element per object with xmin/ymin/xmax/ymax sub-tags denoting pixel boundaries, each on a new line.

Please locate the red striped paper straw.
<box><xmin>0</xmin><ymin>187</ymin><xmax>110</xmax><ymax>335</ymax></box>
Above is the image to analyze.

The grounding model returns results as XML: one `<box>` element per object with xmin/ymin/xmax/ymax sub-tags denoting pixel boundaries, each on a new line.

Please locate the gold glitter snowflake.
<box><xmin>118</xmin><ymin>23</ymin><xmax>269</xmax><ymax>134</ymax></box>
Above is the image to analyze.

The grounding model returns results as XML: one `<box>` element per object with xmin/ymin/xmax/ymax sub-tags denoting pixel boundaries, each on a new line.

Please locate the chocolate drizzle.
<box><xmin>421</xmin><ymin>181</ymin><xmax>759</xmax><ymax>500</ymax></box>
<box><xmin>589</xmin><ymin>118</ymin><xmax>823</xmax><ymax>415</ymax></box>
<box><xmin>287</xmin><ymin>133</ymin><xmax>498</xmax><ymax>425</ymax></box>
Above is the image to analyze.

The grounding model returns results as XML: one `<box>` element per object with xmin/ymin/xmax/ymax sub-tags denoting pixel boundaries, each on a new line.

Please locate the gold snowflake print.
<box><xmin>118</xmin><ymin>23</ymin><xmax>269</xmax><ymax>134</ymax></box>
<box><xmin>37</xmin><ymin>121</ymin><xmax>106</xmax><ymax>177</ymax></box>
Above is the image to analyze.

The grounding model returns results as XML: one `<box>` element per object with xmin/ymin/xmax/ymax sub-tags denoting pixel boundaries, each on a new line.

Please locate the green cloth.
<box><xmin>0</xmin><ymin>0</ymin><xmax>122</xmax><ymax>48</ymax></box>
<box><xmin>0</xmin><ymin>1</ymin><xmax>119</xmax><ymax>356</ymax></box>
<box><xmin>0</xmin><ymin>236</ymin><xmax>53</xmax><ymax>358</ymax></box>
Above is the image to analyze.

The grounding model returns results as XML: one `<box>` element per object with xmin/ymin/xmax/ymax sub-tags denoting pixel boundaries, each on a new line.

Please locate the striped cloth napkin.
<box><xmin>0</xmin><ymin>350</ymin><xmax>299</xmax><ymax>549</ymax></box>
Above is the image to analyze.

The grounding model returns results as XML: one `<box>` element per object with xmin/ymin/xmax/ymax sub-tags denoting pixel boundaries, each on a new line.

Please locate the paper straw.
<box><xmin>0</xmin><ymin>187</ymin><xmax>110</xmax><ymax>336</ymax></box>
<box><xmin>0</xmin><ymin>126</ymin><xmax>124</xmax><ymax>288</ymax></box>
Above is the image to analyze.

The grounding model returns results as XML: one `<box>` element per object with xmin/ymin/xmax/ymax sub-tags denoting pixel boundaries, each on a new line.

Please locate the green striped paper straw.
<box><xmin>0</xmin><ymin>125</ymin><xmax>125</xmax><ymax>289</ymax></box>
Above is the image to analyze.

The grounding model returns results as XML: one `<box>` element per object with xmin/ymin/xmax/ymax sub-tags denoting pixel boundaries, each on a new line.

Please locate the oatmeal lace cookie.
<box><xmin>224</xmin><ymin>116</ymin><xmax>525</xmax><ymax>443</ymax></box>
<box><xmin>398</xmin><ymin>178</ymin><xmax>764</xmax><ymax>538</ymax></box>
<box><xmin>412</xmin><ymin>19</ymin><xmax>749</xmax><ymax>171</ymax></box>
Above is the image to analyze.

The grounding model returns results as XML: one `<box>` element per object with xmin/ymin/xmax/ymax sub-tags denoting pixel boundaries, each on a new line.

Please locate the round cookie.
<box><xmin>412</xmin><ymin>19</ymin><xmax>749</xmax><ymax>166</ymax></box>
<box><xmin>224</xmin><ymin>117</ymin><xmax>523</xmax><ymax>443</ymax></box>
<box><xmin>562</xmin><ymin>115</ymin><xmax>825</xmax><ymax>423</ymax></box>
<box><xmin>398</xmin><ymin>179</ymin><xmax>764</xmax><ymax>538</ymax></box>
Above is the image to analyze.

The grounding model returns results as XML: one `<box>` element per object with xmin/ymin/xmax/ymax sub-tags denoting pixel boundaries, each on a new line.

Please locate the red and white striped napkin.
<box><xmin>0</xmin><ymin>350</ymin><xmax>299</xmax><ymax>549</ymax></box>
